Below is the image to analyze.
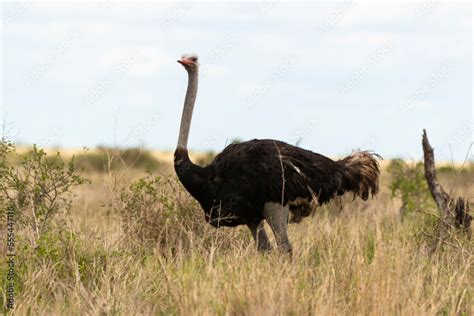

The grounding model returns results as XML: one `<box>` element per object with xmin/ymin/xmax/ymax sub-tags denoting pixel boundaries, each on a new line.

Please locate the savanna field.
<box><xmin>1</xmin><ymin>144</ymin><xmax>473</xmax><ymax>315</ymax></box>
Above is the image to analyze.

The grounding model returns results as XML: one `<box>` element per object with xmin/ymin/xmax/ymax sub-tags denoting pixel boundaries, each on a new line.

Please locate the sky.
<box><xmin>1</xmin><ymin>1</ymin><xmax>472</xmax><ymax>161</ymax></box>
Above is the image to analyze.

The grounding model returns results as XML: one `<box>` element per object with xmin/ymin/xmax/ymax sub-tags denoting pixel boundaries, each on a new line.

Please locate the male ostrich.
<box><xmin>175</xmin><ymin>54</ymin><xmax>380</xmax><ymax>254</ymax></box>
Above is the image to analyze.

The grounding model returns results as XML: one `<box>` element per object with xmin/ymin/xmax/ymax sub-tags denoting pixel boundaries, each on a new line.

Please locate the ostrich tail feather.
<box><xmin>338</xmin><ymin>151</ymin><xmax>381</xmax><ymax>200</ymax></box>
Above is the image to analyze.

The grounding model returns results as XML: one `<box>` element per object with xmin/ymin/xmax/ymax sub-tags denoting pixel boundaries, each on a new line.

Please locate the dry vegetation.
<box><xmin>1</xmin><ymin>144</ymin><xmax>473</xmax><ymax>315</ymax></box>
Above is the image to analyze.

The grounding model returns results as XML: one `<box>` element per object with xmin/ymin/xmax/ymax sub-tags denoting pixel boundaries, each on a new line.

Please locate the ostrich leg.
<box><xmin>248</xmin><ymin>221</ymin><xmax>272</xmax><ymax>252</ymax></box>
<box><xmin>263</xmin><ymin>202</ymin><xmax>293</xmax><ymax>255</ymax></box>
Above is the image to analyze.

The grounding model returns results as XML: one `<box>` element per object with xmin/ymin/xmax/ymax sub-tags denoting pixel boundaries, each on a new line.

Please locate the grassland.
<box><xmin>1</xmin><ymin>146</ymin><xmax>473</xmax><ymax>315</ymax></box>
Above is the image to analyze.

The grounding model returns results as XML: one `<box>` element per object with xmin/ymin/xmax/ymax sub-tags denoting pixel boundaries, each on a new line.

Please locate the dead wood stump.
<box><xmin>422</xmin><ymin>129</ymin><xmax>472</xmax><ymax>247</ymax></box>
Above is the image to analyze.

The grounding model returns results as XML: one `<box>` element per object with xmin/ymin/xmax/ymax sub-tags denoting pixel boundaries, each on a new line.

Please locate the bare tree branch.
<box><xmin>422</xmin><ymin>129</ymin><xmax>472</xmax><ymax>251</ymax></box>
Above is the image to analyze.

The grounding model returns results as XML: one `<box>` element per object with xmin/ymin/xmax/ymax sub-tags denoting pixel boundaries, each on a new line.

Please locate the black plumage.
<box><xmin>174</xmin><ymin>54</ymin><xmax>380</xmax><ymax>253</ymax></box>
<box><xmin>175</xmin><ymin>139</ymin><xmax>380</xmax><ymax>228</ymax></box>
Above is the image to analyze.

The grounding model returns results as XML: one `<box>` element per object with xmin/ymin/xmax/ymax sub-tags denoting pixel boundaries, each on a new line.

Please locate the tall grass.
<box><xmin>8</xmin><ymin>197</ymin><xmax>473</xmax><ymax>315</ymax></box>
<box><xmin>1</xmin><ymin>146</ymin><xmax>473</xmax><ymax>315</ymax></box>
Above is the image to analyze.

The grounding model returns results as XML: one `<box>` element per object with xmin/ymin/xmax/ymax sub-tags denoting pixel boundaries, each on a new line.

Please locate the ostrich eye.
<box><xmin>190</xmin><ymin>57</ymin><xmax>197</xmax><ymax>62</ymax></box>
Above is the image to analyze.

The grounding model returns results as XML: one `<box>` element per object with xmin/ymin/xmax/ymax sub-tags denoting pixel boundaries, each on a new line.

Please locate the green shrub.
<box><xmin>114</xmin><ymin>174</ymin><xmax>220</xmax><ymax>253</ymax></box>
<box><xmin>10</xmin><ymin>227</ymin><xmax>110</xmax><ymax>301</ymax></box>
<box><xmin>0</xmin><ymin>143</ymin><xmax>89</xmax><ymax>244</ymax></box>
<box><xmin>116</xmin><ymin>175</ymin><xmax>184</xmax><ymax>247</ymax></box>
<box><xmin>387</xmin><ymin>159</ymin><xmax>433</xmax><ymax>217</ymax></box>
<box><xmin>117</xmin><ymin>175</ymin><xmax>166</xmax><ymax>244</ymax></box>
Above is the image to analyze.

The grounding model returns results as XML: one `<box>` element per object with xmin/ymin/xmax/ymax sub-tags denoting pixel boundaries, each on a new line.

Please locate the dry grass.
<box><xmin>2</xmin><ymin>152</ymin><xmax>473</xmax><ymax>315</ymax></box>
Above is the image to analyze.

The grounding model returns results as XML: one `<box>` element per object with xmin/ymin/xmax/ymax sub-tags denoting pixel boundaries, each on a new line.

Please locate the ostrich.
<box><xmin>174</xmin><ymin>54</ymin><xmax>380</xmax><ymax>254</ymax></box>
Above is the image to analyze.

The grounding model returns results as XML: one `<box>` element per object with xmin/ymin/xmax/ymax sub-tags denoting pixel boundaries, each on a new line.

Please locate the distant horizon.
<box><xmin>10</xmin><ymin>140</ymin><xmax>473</xmax><ymax>166</ymax></box>
<box><xmin>2</xmin><ymin>2</ymin><xmax>472</xmax><ymax>162</ymax></box>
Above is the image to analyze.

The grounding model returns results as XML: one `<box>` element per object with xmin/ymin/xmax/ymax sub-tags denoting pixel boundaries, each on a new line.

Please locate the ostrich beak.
<box><xmin>177</xmin><ymin>59</ymin><xmax>193</xmax><ymax>65</ymax></box>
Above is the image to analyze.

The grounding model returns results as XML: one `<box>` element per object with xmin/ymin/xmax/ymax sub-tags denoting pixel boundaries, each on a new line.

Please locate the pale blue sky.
<box><xmin>1</xmin><ymin>1</ymin><xmax>472</xmax><ymax>161</ymax></box>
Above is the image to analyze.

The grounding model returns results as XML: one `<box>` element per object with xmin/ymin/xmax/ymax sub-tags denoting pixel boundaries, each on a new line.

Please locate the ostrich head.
<box><xmin>177</xmin><ymin>54</ymin><xmax>199</xmax><ymax>72</ymax></box>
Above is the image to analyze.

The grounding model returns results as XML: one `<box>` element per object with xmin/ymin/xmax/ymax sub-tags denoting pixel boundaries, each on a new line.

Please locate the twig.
<box><xmin>422</xmin><ymin>231</ymin><xmax>469</xmax><ymax>255</ymax></box>
<box><xmin>273</xmin><ymin>141</ymin><xmax>285</xmax><ymax>205</ymax></box>
<box><xmin>419</xmin><ymin>209</ymin><xmax>453</xmax><ymax>227</ymax></box>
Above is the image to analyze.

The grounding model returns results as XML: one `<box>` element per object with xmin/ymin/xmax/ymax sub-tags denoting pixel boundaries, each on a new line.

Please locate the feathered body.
<box><xmin>174</xmin><ymin>53</ymin><xmax>380</xmax><ymax>253</ymax></box>
<box><xmin>175</xmin><ymin>139</ymin><xmax>379</xmax><ymax>228</ymax></box>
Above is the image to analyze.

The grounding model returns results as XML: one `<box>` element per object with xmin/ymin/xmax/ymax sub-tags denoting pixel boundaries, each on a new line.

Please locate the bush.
<box><xmin>114</xmin><ymin>174</ymin><xmax>224</xmax><ymax>253</ymax></box>
<box><xmin>117</xmin><ymin>175</ymin><xmax>167</xmax><ymax>244</ymax></box>
<box><xmin>0</xmin><ymin>143</ymin><xmax>89</xmax><ymax>244</ymax></box>
<box><xmin>387</xmin><ymin>159</ymin><xmax>433</xmax><ymax>217</ymax></box>
<box><xmin>117</xmin><ymin>175</ymin><xmax>190</xmax><ymax>247</ymax></box>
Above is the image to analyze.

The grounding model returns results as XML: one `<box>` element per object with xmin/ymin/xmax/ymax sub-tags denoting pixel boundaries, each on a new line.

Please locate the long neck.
<box><xmin>175</xmin><ymin>69</ymin><xmax>211</xmax><ymax>206</ymax></box>
<box><xmin>177</xmin><ymin>70</ymin><xmax>198</xmax><ymax>150</ymax></box>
